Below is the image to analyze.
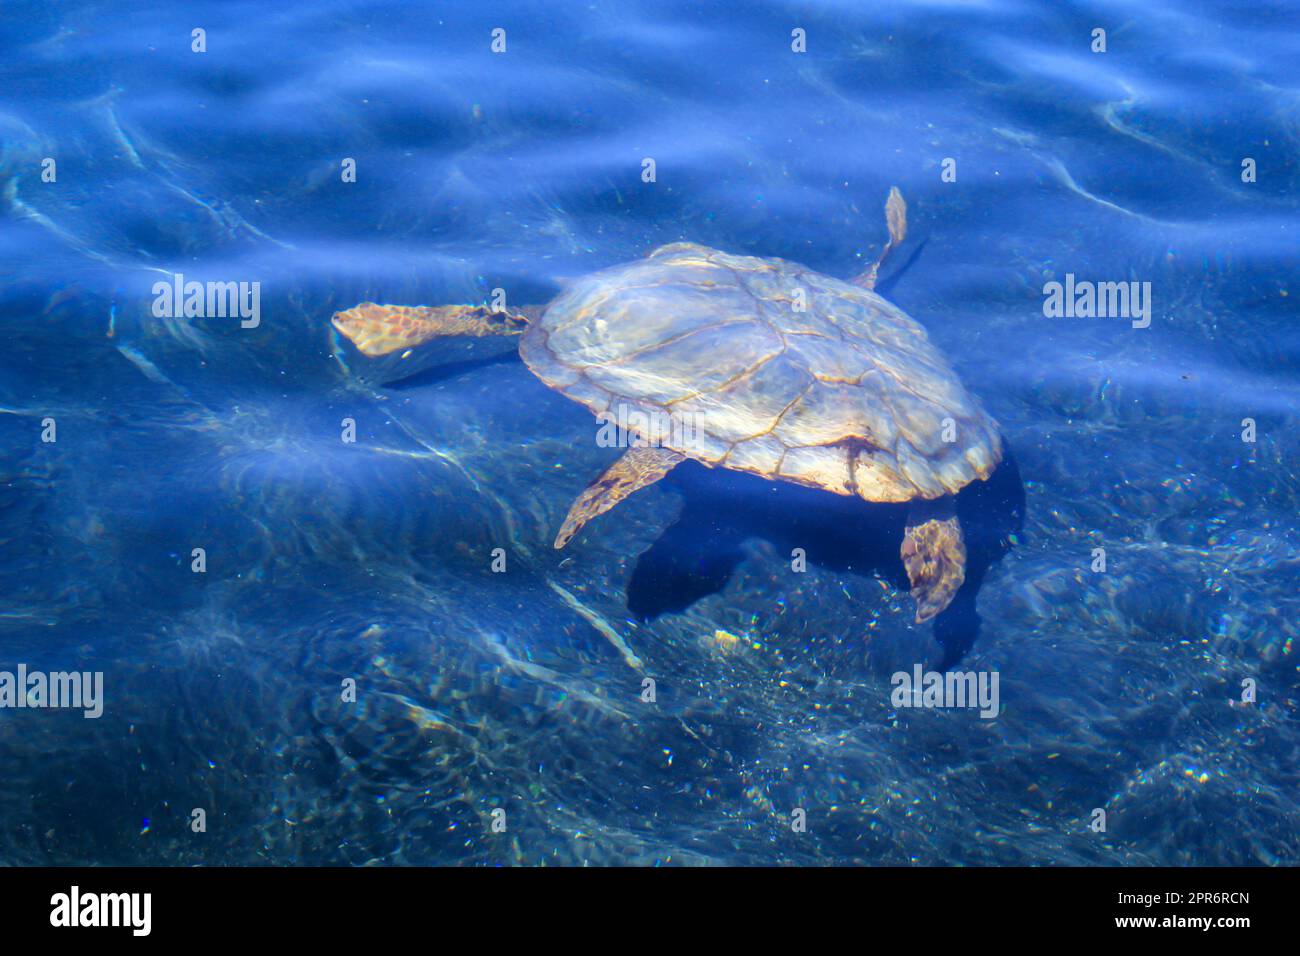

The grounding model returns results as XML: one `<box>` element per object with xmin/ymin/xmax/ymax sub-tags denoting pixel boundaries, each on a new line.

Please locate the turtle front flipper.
<box><xmin>332</xmin><ymin>303</ymin><xmax>528</xmax><ymax>357</ymax></box>
<box><xmin>555</xmin><ymin>446</ymin><xmax>686</xmax><ymax>549</ymax></box>
<box><xmin>901</xmin><ymin>495</ymin><xmax>966</xmax><ymax>623</ymax></box>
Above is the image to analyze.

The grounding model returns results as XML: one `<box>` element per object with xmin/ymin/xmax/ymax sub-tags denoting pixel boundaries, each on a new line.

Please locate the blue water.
<box><xmin>1</xmin><ymin>0</ymin><xmax>1296</xmax><ymax>865</ymax></box>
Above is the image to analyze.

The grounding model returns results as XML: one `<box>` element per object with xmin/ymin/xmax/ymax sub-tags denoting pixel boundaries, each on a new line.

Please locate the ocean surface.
<box><xmin>0</xmin><ymin>0</ymin><xmax>1296</xmax><ymax>866</ymax></box>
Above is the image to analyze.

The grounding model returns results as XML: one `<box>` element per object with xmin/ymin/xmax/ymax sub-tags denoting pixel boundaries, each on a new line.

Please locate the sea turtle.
<box><xmin>332</xmin><ymin>189</ymin><xmax>1002</xmax><ymax>622</ymax></box>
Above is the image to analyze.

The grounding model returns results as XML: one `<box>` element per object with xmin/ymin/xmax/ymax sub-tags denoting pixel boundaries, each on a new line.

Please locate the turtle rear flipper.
<box><xmin>852</xmin><ymin>186</ymin><xmax>907</xmax><ymax>291</ymax></box>
<box><xmin>902</xmin><ymin>495</ymin><xmax>966</xmax><ymax>623</ymax></box>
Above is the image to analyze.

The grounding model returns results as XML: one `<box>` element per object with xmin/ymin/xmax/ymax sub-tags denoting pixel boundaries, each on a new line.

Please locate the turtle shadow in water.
<box><xmin>626</xmin><ymin>443</ymin><xmax>1025</xmax><ymax>670</ymax></box>
<box><xmin>380</xmin><ymin>351</ymin><xmax>519</xmax><ymax>390</ymax></box>
<box><xmin>873</xmin><ymin>236</ymin><xmax>928</xmax><ymax>301</ymax></box>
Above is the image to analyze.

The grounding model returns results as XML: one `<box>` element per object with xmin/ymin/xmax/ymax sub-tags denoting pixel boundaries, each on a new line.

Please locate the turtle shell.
<box><xmin>519</xmin><ymin>243</ymin><xmax>1001</xmax><ymax>501</ymax></box>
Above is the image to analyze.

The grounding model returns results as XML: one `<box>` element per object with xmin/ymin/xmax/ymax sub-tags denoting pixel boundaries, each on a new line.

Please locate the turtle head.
<box><xmin>330</xmin><ymin>302</ymin><xmax>526</xmax><ymax>387</ymax></box>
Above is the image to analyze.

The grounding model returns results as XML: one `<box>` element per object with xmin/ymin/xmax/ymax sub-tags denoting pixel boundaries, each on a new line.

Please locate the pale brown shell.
<box><xmin>519</xmin><ymin>243</ymin><xmax>1001</xmax><ymax>501</ymax></box>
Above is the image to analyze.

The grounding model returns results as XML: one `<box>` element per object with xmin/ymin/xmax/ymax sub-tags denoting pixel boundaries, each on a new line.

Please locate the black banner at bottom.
<box><xmin>0</xmin><ymin>866</ymin><xmax>1280</xmax><ymax>941</ymax></box>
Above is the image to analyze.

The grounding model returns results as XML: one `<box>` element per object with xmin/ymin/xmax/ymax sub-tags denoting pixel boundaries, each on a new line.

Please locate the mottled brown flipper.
<box><xmin>331</xmin><ymin>302</ymin><xmax>527</xmax><ymax>358</ymax></box>
<box><xmin>555</xmin><ymin>446</ymin><xmax>686</xmax><ymax>549</ymax></box>
<box><xmin>901</xmin><ymin>495</ymin><xmax>966</xmax><ymax>623</ymax></box>
<box><xmin>851</xmin><ymin>186</ymin><xmax>908</xmax><ymax>291</ymax></box>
